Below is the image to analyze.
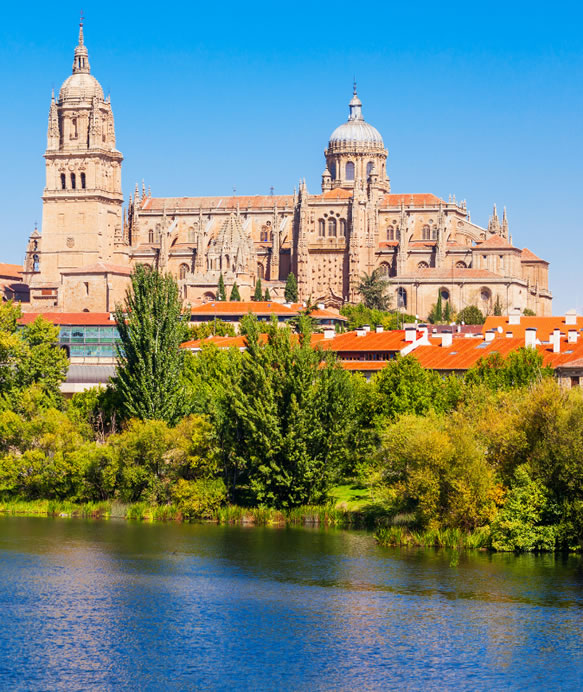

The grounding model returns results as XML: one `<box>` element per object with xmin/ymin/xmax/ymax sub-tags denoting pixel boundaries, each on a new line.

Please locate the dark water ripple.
<box><xmin>0</xmin><ymin>517</ymin><xmax>582</xmax><ymax>690</ymax></box>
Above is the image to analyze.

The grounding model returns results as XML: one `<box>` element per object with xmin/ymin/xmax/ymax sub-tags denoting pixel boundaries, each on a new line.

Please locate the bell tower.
<box><xmin>25</xmin><ymin>19</ymin><xmax>124</xmax><ymax>307</ymax></box>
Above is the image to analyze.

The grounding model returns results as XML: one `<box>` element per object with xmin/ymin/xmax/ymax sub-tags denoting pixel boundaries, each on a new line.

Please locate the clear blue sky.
<box><xmin>1</xmin><ymin>0</ymin><xmax>582</xmax><ymax>313</ymax></box>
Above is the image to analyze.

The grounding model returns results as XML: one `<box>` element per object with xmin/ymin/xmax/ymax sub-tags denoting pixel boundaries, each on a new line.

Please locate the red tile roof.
<box><xmin>0</xmin><ymin>263</ymin><xmax>23</xmax><ymax>279</ymax></box>
<box><xmin>142</xmin><ymin>195</ymin><xmax>294</xmax><ymax>211</ymax></box>
<box><xmin>189</xmin><ymin>301</ymin><xmax>347</xmax><ymax>321</ymax></box>
<box><xmin>60</xmin><ymin>262</ymin><xmax>133</xmax><ymax>276</ymax></box>
<box><xmin>19</xmin><ymin>312</ymin><xmax>116</xmax><ymax>326</ymax></box>
<box><xmin>483</xmin><ymin>316</ymin><xmax>583</xmax><ymax>342</ymax></box>
<box><xmin>319</xmin><ymin>188</ymin><xmax>353</xmax><ymax>200</ymax></box>
<box><xmin>412</xmin><ymin>337</ymin><xmax>526</xmax><ymax>370</ymax></box>
<box><xmin>410</xmin><ymin>268</ymin><xmax>503</xmax><ymax>280</ymax></box>
<box><xmin>381</xmin><ymin>193</ymin><xmax>445</xmax><ymax>207</ymax></box>
<box><xmin>475</xmin><ymin>234</ymin><xmax>518</xmax><ymax>250</ymax></box>
<box><xmin>521</xmin><ymin>248</ymin><xmax>547</xmax><ymax>263</ymax></box>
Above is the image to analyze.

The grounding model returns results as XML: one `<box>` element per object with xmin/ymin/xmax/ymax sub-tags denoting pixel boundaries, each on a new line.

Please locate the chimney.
<box><xmin>317</xmin><ymin>303</ymin><xmax>325</xmax><ymax>310</ymax></box>
<box><xmin>565</xmin><ymin>309</ymin><xmax>577</xmax><ymax>326</ymax></box>
<box><xmin>355</xmin><ymin>328</ymin><xmax>366</xmax><ymax>337</ymax></box>
<box><xmin>525</xmin><ymin>327</ymin><xmax>537</xmax><ymax>349</ymax></box>
<box><xmin>362</xmin><ymin>324</ymin><xmax>371</xmax><ymax>333</ymax></box>
<box><xmin>441</xmin><ymin>333</ymin><xmax>453</xmax><ymax>348</ymax></box>
<box><xmin>419</xmin><ymin>323</ymin><xmax>429</xmax><ymax>339</ymax></box>
<box><xmin>323</xmin><ymin>328</ymin><xmax>335</xmax><ymax>340</ymax></box>
<box><xmin>508</xmin><ymin>307</ymin><xmax>521</xmax><ymax>326</ymax></box>
<box><xmin>375</xmin><ymin>325</ymin><xmax>384</xmax><ymax>333</ymax></box>
<box><xmin>568</xmin><ymin>330</ymin><xmax>578</xmax><ymax>344</ymax></box>
<box><xmin>404</xmin><ymin>325</ymin><xmax>416</xmax><ymax>342</ymax></box>
<box><xmin>485</xmin><ymin>330</ymin><xmax>495</xmax><ymax>342</ymax></box>
<box><xmin>552</xmin><ymin>328</ymin><xmax>561</xmax><ymax>354</ymax></box>
<box><xmin>506</xmin><ymin>331</ymin><xmax>513</xmax><ymax>338</ymax></box>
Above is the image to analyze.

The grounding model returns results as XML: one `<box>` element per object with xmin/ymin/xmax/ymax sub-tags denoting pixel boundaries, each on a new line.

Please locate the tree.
<box><xmin>464</xmin><ymin>347</ymin><xmax>552</xmax><ymax>391</ymax></box>
<box><xmin>284</xmin><ymin>273</ymin><xmax>298</xmax><ymax>303</ymax></box>
<box><xmin>217</xmin><ymin>274</ymin><xmax>227</xmax><ymax>301</ymax></box>
<box><xmin>253</xmin><ymin>278</ymin><xmax>263</xmax><ymax>301</ymax></box>
<box><xmin>113</xmin><ymin>265</ymin><xmax>186</xmax><ymax>423</ymax></box>
<box><xmin>493</xmin><ymin>296</ymin><xmax>503</xmax><ymax>316</ymax></box>
<box><xmin>185</xmin><ymin>319</ymin><xmax>236</xmax><ymax>341</ymax></box>
<box><xmin>523</xmin><ymin>308</ymin><xmax>536</xmax><ymax>317</ymax></box>
<box><xmin>230</xmin><ymin>282</ymin><xmax>241</xmax><ymax>301</ymax></box>
<box><xmin>443</xmin><ymin>300</ymin><xmax>453</xmax><ymax>323</ymax></box>
<box><xmin>456</xmin><ymin>305</ymin><xmax>485</xmax><ymax>325</ymax></box>
<box><xmin>264</xmin><ymin>287</ymin><xmax>271</xmax><ymax>301</ymax></box>
<box><xmin>357</xmin><ymin>269</ymin><xmax>391</xmax><ymax>310</ymax></box>
<box><xmin>428</xmin><ymin>293</ymin><xmax>443</xmax><ymax>324</ymax></box>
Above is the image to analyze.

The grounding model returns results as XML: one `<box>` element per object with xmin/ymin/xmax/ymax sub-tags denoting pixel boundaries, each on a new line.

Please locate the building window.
<box><xmin>480</xmin><ymin>287</ymin><xmax>491</xmax><ymax>303</ymax></box>
<box><xmin>379</xmin><ymin>262</ymin><xmax>391</xmax><ymax>276</ymax></box>
<box><xmin>71</xmin><ymin>173</ymin><xmax>76</xmax><ymax>190</ymax></box>
<box><xmin>387</xmin><ymin>225</ymin><xmax>394</xmax><ymax>240</ymax></box>
<box><xmin>346</xmin><ymin>162</ymin><xmax>355</xmax><ymax>181</ymax></box>
<box><xmin>71</xmin><ymin>118</ymin><xmax>78</xmax><ymax>139</ymax></box>
<box><xmin>417</xmin><ymin>261</ymin><xmax>428</xmax><ymax>269</ymax></box>
<box><xmin>339</xmin><ymin>219</ymin><xmax>346</xmax><ymax>236</ymax></box>
<box><xmin>397</xmin><ymin>287</ymin><xmax>407</xmax><ymax>309</ymax></box>
<box><xmin>61</xmin><ymin>173</ymin><xmax>66</xmax><ymax>190</ymax></box>
<box><xmin>318</xmin><ymin>219</ymin><xmax>325</xmax><ymax>237</ymax></box>
<box><xmin>328</xmin><ymin>218</ymin><xmax>337</xmax><ymax>237</ymax></box>
<box><xmin>179</xmin><ymin>263</ymin><xmax>189</xmax><ymax>280</ymax></box>
<box><xmin>84</xmin><ymin>282</ymin><xmax>89</xmax><ymax>296</ymax></box>
<box><xmin>81</xmin><ymin>172</ymin><xmax>86</xmax><ymax>189</ymax></box>
<box><xmin>148</xmin><ymin>229</ymin><xmax>154</xmax><ymax>243</ymax></box>
<box><xmin>396</xmin><ymin>229</ymin><xmax>401</xmax><ymax>241</ymax></box>
<box><xmin>456</xmin><ymin>261</ymin><xmax>466</xmax><ymax>269</ymax></box>
<box><xmin>440</xmin><ymin>288</ymin><xmax>450</xmax><ymax>301</ymax></box>
<box><xmin>32</xmin><ymin>254</ymin><xmax>39</xmax><ymax>272</ymax></box>
<box><xmin>422</xmin><ymin>224</ymin><xmax>431</xmax><ymax>240</ymax></box>
<box><xmin>366</xmin><ymin>161</ymin><xmax>374</xmax><ymax>177</ymax></box>
<box><xmin>260</xmin><ymin>227</ymin><xmax>268</xmax><ymax>242</ymax></box>
<box><xmin>329</xmin><ymin>162</ymin><xmax>336</xmax><ymax>179</ymax></box>
<box><xmin>257</xmin><ymin>262</ymin><xmax>265</xmax><ymax>279</ymax></box>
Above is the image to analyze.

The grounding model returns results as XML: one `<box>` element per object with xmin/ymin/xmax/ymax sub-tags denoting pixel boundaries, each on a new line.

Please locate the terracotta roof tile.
<box><xmin>380</xmin><ymin>193</ymin><xmax>444</xmax><ymax>208</ymax></box>
<box><xmin>189</xmin><ymin>301</ymin><xmax>346</xmax><ymax>321</ymax></box>
<box><xmin>521</xmin><ymin>248</ymin><xmax>547</xmax><ymax>263</ymax></box>
<box><xmin>0</xmin><ymin>263</ymin><xmax>23</xmax><ymax>279</ymax></box>
<box><xmin>475</xmin><ymin>234</ymin><xmax>518</xmax><ymax>250</ymax></box>
<box><xmin>407</xmin><ymin>268</ymin><xmax>503</xmax><ymax>280</ymax></box>
<box><xmin>319</xmin><ymin>188</ymin><xmax>353</xmax><ymax>200</ymax></box>
<box><xmin>142</xmin><ymin>195</ymin><xmax>294</xmax><ymax>211</ymax></box>
<box><xmin>412</xmin><ymin>337</ymin><xmax>525</xmax><ymax>370</ymax></box>
<box><xmin>60</xmin><ymin>262</ymin><xmax>132</xmax><ymax>276</ymax></box>
<box><xmin>320</xmin><ymin>329</ymin><xmax>416</xmax><ymax>352</ymax></box>
<box><xmin>483</xmin><ymin>316</ymin><xmax>583</xmax><ymax>342</ymax></box>
<box><xmin>19</xmin><ymin>312</ymin><xmax>116</xmax><ymax>326</ymax></box>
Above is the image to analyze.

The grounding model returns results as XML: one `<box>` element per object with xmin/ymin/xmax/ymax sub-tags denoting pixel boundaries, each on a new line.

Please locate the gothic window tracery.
<box><xmin>366</xmin><ymin>161</ymin><xmax>374</xmax><ymax>177</ymax></box>
<box><xmin>340</xmin><ymin>219</ymin><xmax>346</xmax><ymax>236</ymax></box>
<box><xmin>148</xmin><ymin>229</ymin><xmax>154</xmax><ymax>243</ymax></box>
<box><xmin>318</xmin><ymin>219</ymin><xmax>325</xmax><ymax>237</ymax></box>
<box><xmin>257</xmin><ymin>262</ymin><xmax>265</xmax><ymax>279</ymax></box>
<box><xmin>456</xmin><ymin>261</ymin><xmax>466</xmax><ymax>269</ymax></box>
<box><xmin>417</xmin><ymin>261</ymin><xmax>429</xmax><ymax>269</ymax></box>
<box><xmin>422</xmin><ymin>224</ymin><xmax>431</xmax><ymax>240</ymax></box>
<box><xmin>179</xmin><ymin>264</ymin><xmax>189</xmax><ymax>280</ymax></box>
<box><xmin>328</xmin><ymin>218</ymin><xmax>337</xmax><ymax>237</ymax></box>
<box><xmin>379</xmin><ymin>262</ymin><xmax>391</xmax><ymax>276</ymax></box>
<box><xmin>387</xmin><ymin>225</ymin><xmax>394</xmax><ymax>240</ymax></box>
<box><xmin>346</xmin><ymin>162</ymin><xmax>355</xmax><ymax>181</ymax></box>
<box><xmin>397</xmin><ymin>287</ymin><xmax>407</xmax><ymax>309</ymax></box>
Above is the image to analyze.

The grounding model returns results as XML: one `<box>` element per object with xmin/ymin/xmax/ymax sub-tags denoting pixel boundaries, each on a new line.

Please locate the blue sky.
<box><xmin>1</xmin><ymin>0</ymin><xmax>581</xmax><ymax>313</ymax></box>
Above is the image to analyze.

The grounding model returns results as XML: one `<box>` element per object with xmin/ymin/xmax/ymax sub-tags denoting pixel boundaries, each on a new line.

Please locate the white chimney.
<box><xmin>362</xmin><ymin>324</ymin><xmax>371</xmax><ymax>333</ymax></box>
<box><xmin>525</xmin><ymin>327</ymin><xmax>537</xmax><ymax>349</ymax></box>
<box><xmin>323</xmin><ymin>328</ymin><xmax>335</xmax><ymax>340</ymax></box>
<box><xmin>508</xmin><ymin>307</ymin><xmax>522</xmax><ymax>326</ymax></box>
<box><xmin>441</xmin><ymin>333</ymin><xmax>453</xmax><ymax>348</ymax></box>
<box><xmin>506</xmin><ymin>332</ymin><xmax>513</xmax><ymax>338</ymax></box>
<box><xmin>419</xmin><ymin>324</ymin><xmax>429</xmax><ymax>339</ymax></box>
<box><xmin>375</xmin><ymin>325</ymin><xmax>384</xmax><ymax>333</ymax></box>
<box><xmin>317</xmin><ymin>303</ymin><xmax>325</xmax><ymax>310</ymax></box>
<box><xmin>404</xmin><ymin>326</ymin><xmax>416</xmax><ymax>342</ymax></box>
<box><xmin>565</xmin><ymin>309</ymin><xmax>577</xmax><ymax>326</ymax></box>
<box><xmin>568</xmin><ymin>330</ymin><xmax>578</xmax><ymax>344</ymax></box>
<box><xmin>552</xmin><ymin>328</ymin><xmax>561</xmax><ymax>354</ymax></box>
<box><xmin>355</xmin><ymin>328</ymin><xmax>366</xmax><ymax>337</ymax></box>
<box><xmin>485</xmin><ymin>330</ymin><xmax>495</xmax><ymax>342</ymax></box>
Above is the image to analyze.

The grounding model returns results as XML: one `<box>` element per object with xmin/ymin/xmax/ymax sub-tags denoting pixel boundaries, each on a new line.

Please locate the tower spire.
<box><xmin>348</xmin><ymin>81</ymin><xmax>362</xmax><ymax>121</ymax></box>
<box><xmin>72</xmin><ymin>13</ymin><xmax>90</xmax><ymax>74</ymax></box>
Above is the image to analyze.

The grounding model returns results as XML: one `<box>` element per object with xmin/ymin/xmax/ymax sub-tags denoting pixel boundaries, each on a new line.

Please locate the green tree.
<box><xmin>230</xmin><ymin>282</ymin><xmax>241</xmax><ymax>301</ymax></box>
<box><xmin>523</xmin><ymin>308</ymin><xmax>536</xmax><ymax>316</ymax></box>
<box><xmin>217</xmin><ymin>274</ymin><xmax>227</xmax><ymax>301</ymax></box>
<box><xmin>465</xmin><ymin>348</ymin><xmax>552</xmax><ymax>392</ymax></box>
<box><xmin>284</xmin><ymin>272</ymin><xmax>298</xmax><ymax>303</ymax></box>
<box><xmin>357</xmin><ymin>269</ymin><xmax>391</xmax><ymax>310</ymax></box>
<box><xmin>443</xmin><ymin>300</ymin><xmax>453</xmax><ymax>323</ymax></box>
<box><xmin>253</xmin><ymin>278</ymin><xmax>263</xmax><ymax>301</ymax></box>
<box><xmin>493</xmin><ymin>296</ymin><xmax>503</xmax><ymax>316</ymax></box>
<box><xmin>456</xmin><ymin>305</ymin><xmax>485</xmax><ymax>325</ymax></box>
<box><xmin>113</xmin><ymin>265</ymin><xmax>186</xmax><ymax>423</ymax></box>
<box><xmin>185</xmin><ymin>319</ymin><xmax>236</xmax><ymax>341</ymax></box>
<box><xmin>264</xmin><ymin>287</ymin><xmax>271</xmax><ymax>301</ymax></box>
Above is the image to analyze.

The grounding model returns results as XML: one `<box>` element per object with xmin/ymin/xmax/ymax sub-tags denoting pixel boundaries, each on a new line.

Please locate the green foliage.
<box><xmin>523</xmin><ymin>308</ymin><xmax>536</xmax><ymax>316</ymax></box>
<box><xmin>172</xmin><ymin>478</ymin><xmax>227</xmax><ymax>519</ymax></box>
<box><xmin>428</xmin><ymin>292</ymin><xmax>443</xmax><ymax>324</ymax></box>
<box><xmin>229</xmin><ymin>282</ymin><xmax>241</xmax><ymax>301</ymax></box>
<box><xmin>217</xmin><ymin>273</ymin><xmax>227</xmax><ymax>301</ymax></box>
<box><xmin>357</xmin><ymin>269</ymin><xmax>391</xmax><ymax>310</ymax></box>
<box><xmin>465</xmin><ymin>347</ymin><xmax>552</xmax><ymax>391</ymax></box>
<box><xmin>493</xmin><ymin>296</ymin><xmax>503</xmax><ymax>316</ymax></box>
<box><xmin>339</xmin><ymin>304</ymin><xmax>415</xmax><ymax>330</ymax></box>
<box><xmin>253</xmin><ymin>278</ymin><xmax>263</xmax><ymax>301</ymax></box>
<box><xmin>185</xmin><ymin>320</ymin><xmax>236</xmax><ymax>341</ymax></box>
<box><xmin>264</xmin><ymin>287</ymin><xmax>271</xmax><ymax>301</ymax></box>
<box><xmin>113</xmin><ymin>265</ymin><xmax>186</xmax><ymax>423</ymax></box>
<box><xmin>284</xmin><ymin>273</ymin><xmax>298</xmax><ymax>303</ymax></box>
<box><xmin>456</xmin><ymin>305</ymin><xmax>485</xmax><ymax>325</ymax></box>
<box><xmin>443</xmin><ymin>300</ymin><xmax>453</xmax><ymax>323</ymax></box>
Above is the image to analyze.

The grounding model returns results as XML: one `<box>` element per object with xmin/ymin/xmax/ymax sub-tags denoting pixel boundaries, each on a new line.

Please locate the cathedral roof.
<box><xmin>475</xmin><ymin>234</ymin><xmax>518</xmax><ymax>250</ymax></box>
<box><xmin>328</xmin><ymin>85</ymin><xmax>384</xmax><ymax>149</ymax></box>
<box><xmin>59</xmin><ymin>20</ymin><xmax>104</xmax><ymax>102</ymax></box>
<box><xmin>381</xmin><ymin>193</ymin><xmax>445</xmax><ymax>207</ymax></box>
<box><xmin>521</xmin><ymin>248</ymin><xmax>547</xmax><ymax>263</ymax></box>
<box><xmin>141</xmin><ymin>195</ymin><xmax>294</xmax><ymax>211</ymax></box>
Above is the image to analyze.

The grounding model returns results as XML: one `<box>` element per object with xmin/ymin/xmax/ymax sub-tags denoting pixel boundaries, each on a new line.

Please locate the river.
<box><xmin>0</xmin><ymin>516</ymin><xmax>581</xmax><ymax>690</ymax></box>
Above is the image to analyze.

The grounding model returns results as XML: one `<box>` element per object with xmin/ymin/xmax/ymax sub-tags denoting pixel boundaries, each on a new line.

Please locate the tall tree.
<box><xmin>217</xmin><ymin>274</ymin><xmax>227</xmax><ymax>301</ymax></box>
<box><xmin>284</xmin><ymin>273</ymin><xmax>298</xmax><ymax>303</ymax></box>
<box><xmin>456</xmin><ymin>305</ymin><xmax>485</xmax><ymax>325</ymax></box>
<box><xmin>253</xmin><ymin>278</ymin><xmax>263</xmax><ymax>301</ymax></box>
<box><xmin>264</xmin><ymin>287</ymin><xmax>271</xmax><ymax>301</ymax></box>
<box><xmin>230</xmin><ymin>282</ymin><xmax>241</xmax><ymax>301</ymax></box>
<box><xmin>443</xmin><ymin>299</ymin><xmax>453</xmax><ymax>323</ymax></box>
<box><xmin>113</xmin><ymin>265</ymin><xmax>186</xmax><ymax>423</ymax></box>
<box><xmin>428</xmin><ymin>292</ymin><xmax>443</xmax><ymax>324</ymax></box>
<box><xmin>357</xmin><ymin>269</ymin><xmax>391</xmax><ymax>310</ymax></box>
<box><xmin>493</xmin><ymin>296</ymin><xmax>503</xmax><ymax>316</ymax></box>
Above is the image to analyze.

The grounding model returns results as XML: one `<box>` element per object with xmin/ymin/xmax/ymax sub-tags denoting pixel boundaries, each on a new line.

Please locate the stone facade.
<box><xmin>22</xmin><ymin>25</ymin><xmax>552</xmax><ymax>317</ymax></box>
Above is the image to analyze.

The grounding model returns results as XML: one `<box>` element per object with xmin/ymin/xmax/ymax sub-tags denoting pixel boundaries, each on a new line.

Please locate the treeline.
<box><xmin>0</xmin><ymin>267</ymin><xmax>581</xmax><ymax>551</ymax></box>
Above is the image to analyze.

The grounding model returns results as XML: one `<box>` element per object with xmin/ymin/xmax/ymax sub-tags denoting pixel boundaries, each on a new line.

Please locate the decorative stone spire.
<box><xmin>348</xmin><ymin>81</ymin><xmax>363</xmax><ymax>121</ymax></box>
<box><xmin>488</xmin><ymin>203</ymin><xmax>501</xmax><ymax>234</ymax></box>
<box><xmin>72</xmin><ymin>14</ymin><xmax>91</xmax><ymax>75</ymax></box>
<box><xmin>502</xmin><ymin>206</ymin><xmax>509</xmax><ymax>238</ymax></box>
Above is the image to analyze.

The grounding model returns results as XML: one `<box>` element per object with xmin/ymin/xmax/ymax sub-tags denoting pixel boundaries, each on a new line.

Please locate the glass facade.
<box><xmin>59</xmin><ymin>325</ymin><xmax>121</xmax><ymax>358</ymax></box>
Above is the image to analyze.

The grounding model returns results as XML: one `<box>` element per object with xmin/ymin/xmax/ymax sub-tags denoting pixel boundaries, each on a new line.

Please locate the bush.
<box><xmin>172</xmin><ymin>478</ymin><xmax>227</xmax><ymax>519</ymax></box>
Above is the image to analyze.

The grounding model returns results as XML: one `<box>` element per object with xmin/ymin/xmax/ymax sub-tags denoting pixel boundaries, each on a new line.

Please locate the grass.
<box><xmin>375</xmin><ymin>525</ymin><xmax>491</xmax><ymax>550</ymax></box>
<box><xmin>327</xmin><ymin>483</ymin><xmax>371</xmax><ymax>511</ymax></box>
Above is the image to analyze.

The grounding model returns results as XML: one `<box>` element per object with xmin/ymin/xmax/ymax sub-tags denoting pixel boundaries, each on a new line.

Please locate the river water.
<box><xmin>0</xmin><ymin>517</ymin><xmax>581</xmax><ymax>690</ymax></box>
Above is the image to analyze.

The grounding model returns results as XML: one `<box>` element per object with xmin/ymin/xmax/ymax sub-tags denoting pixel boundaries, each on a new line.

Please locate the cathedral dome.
<box><xmin>328</xmin><ymin>87</ymin><xmax>384</xmax><ymax>148</ymax></box>
<box><xmin>59</xmin><ymin>72</ymin><xmax>104</xmax><ymax>102</ymax></box>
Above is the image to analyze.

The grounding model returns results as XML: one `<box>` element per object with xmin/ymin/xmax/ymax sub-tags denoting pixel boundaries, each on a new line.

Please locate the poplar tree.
<box><xmin>284</xmin><ymin>273</ymin><xmax>298</xmax><ymax>302</ymax></box>
<box><xmin>230</xmin><ymin>283</ymin><xmax>241</xmax><ymax>301</ymax></box>
<box><xmin>254</xmin><ymin>278</ymin><xmax>263</xmax><ymax>301</ymax></box>
<box><xmin>217</xmin><ymin>274</ymin><xmax>227</xmax><ymax>301</ymax></box>
<box><xmin>113</xmin><ymin>265</ymin><xmax>186</xmax><ymax>423</ymax></box>
<box><xmin>264</xmin><ymin>287</ymin><xmax>271</xmax><ymax>301</ymax></box>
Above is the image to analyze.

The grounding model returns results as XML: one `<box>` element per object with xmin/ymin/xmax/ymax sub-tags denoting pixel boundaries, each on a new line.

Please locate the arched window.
<box><xmin>71</xmin><ymin>173</ymin><xmax>76</xmax><ymax>190</ymax></box>
<box><xmin>329</xmin><ymin>162</ymin><xmax>336</xmax><ymax>179</ymax></box>
<box><xmin>366</xmin><ymin>161</ymin><xmax>374</xmax><ymax>177</ymax></box>
<box><xmin>257</xmin><ymin>262</ymin><xmax>265</xmax><ymax>279</ymax></box>
<box><xmin>33</xmin><ymin>240</ymin><xmax>38</xmax><ymax>251</ymax></box>
<box><xmin>422</xmin><ymin>224</ymin><xmax>431</xmax><ymax>240</ymax></box>
<box><xmin>387</xmin><ymin>225</ymin><xmax>394</xmax><ymax>240</ymax></box>
<box><xmin>417</xmin><ymin>261</ymin><xmax>429</xmax><ymax>269</ymax></box>
<box><xmin>179</xmin><ymin>263</ymin><xmax>189</xmax><ymax>280</ymax></box>
<box><xmin>328</xmin><ymin>218</ymin><xmax>337</xmax><ymax>237</ymax></box>
<box><xmin>339</xmin><ymin>219</ymin><xmax>346</xmax><ymax>236</ymax></box>
<box><xmin>397</xmin><ymin>287</ymin><xmax>407</xmax><ymax>309</ymax></box>
<box><xmin>80</xmin><ymin>173</ymin><xmax>86</xmax><ymax>189</ymax></box>
<box><xmin>148</xmin><ymin>229</ymin><xmax>154</xmax><ymax>243</ymax></box>
<box><xmin>440</xmin><ymin>288</ymin><xmax>450</xmax><ymax>301</ymax></box>
<box><xmin>455</xmin><ymin>261</ymin><xmax>466</xmax><ymax>269</ymax></box>
<box><xmin>379</xmin><ymin>262</ymin><xmax>391</xmax><ymax>277</ymax></box>
<box><xmin>345</xmin><ymin>162</ymin><xmax>355</xmax><ymax>181</ymax></box>
<box><xmin>432</xmin><ymin>227</ymin><xmax>437</xmax><ymax>240</ymax></box>
<box><xmin>71</xmin><ymin>118</ymin><xmax>78</xmax><ymax>139</ymax></box>
<box><xmin>32</xmin><ymin>254</ymin><xmax>39</xmax><ymax>272</ymax></box>
<box><xmin>480</xmin><ymin>287</ymin><xmax>491</xmax><ymax>303</ymax></box>
<box><xmin>318</xmin><ymin>219</ymin><xmax>325</xmax><ymax>237</ymax></box>
<box><xmin>60</xmin><ymin>174</ymin><xmax>66</xmax><ymax>190</ymax></box>
<box><xmin>260</xmin><ymin>227</ymin><xmax>268</xmax><ymax>242</ymax></box>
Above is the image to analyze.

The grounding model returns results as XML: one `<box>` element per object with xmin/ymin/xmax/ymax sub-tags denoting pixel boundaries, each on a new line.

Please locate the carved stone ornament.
<box><xmin>66</xmin><ymin>237</ymin><xmax>75</xmax><ymax>248</ymax></box>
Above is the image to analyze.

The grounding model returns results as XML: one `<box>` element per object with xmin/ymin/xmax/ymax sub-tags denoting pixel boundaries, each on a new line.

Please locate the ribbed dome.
<box><xmin>59</xmin><ymin>72</ymin><xmax>104</xmax><ymax>102</ymax></box>
<box><xmin>329</xmin><ymin>87</ymin><xmax>384</xmax><ymax>148</ymax></box>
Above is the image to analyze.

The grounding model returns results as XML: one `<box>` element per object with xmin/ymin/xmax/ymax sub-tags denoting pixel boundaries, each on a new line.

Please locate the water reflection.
<box><xmin>0</xmin><ymin>517</ymin><xmax>581</xmax><ymax>690</ymax></box>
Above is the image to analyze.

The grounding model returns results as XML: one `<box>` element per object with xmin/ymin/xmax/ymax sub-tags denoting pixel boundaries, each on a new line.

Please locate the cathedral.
<box><xmin>21</xmin><ymin>23</ymin><xmax>552</xmax><ymax>317</ymax></box>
